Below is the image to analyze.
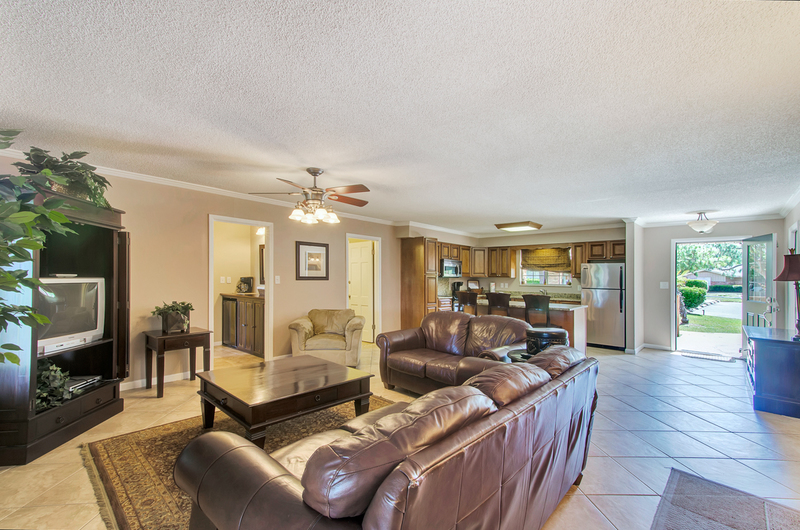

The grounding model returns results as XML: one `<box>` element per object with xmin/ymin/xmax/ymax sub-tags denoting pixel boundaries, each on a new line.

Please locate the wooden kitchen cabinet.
<box><xmin>222</xmin><ymin>294</ymin><xmax>265</xmax><ymax>356</ymax></box>
<box><xmin>450</xmin><ymin>245</ymin><xmax>460</xmax><ymax>260</ymax></box>
<box><xmin>402</xmin><ymin>237</ymin><xmax>440</xmax><ymax>328</ymax></box>
<box><xmin>472</xmin><ymin>247</ymin><xmax>488</xmax><ymax>277</ymax></box>
<box><xmin>460</xmin><ymin>246</ymin><xmax>471</xmax><ymax>276</ymax></box>
<box><xmin>441</xmin><ymin>243</ymin><xmax>451</xmax><ymax>259</ymax></box>
<box><xmin>488</xmin><ymin>247</ymin><xmax>516</xmax><ymax>278</ymax></box>
<box><xmin>587</xmin><ymin>241</ymin><xmax>608</xmax><ymax>260</ymax></box>
<box><xmin>572</xmin><ymin>243</ymin><xmax>587</xmax><ymax>277</ymax></box>
<box><xmin>609</xmin><ymin>240</ymin><xmax>626</xmax><ymax>259</ymax></box>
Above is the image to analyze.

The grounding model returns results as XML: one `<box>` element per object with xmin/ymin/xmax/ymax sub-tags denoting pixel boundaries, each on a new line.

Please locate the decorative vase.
<box><xmin>162</xmin><ymin>311</ymin><xmax>190</xmax><ymax>334</ymax></box>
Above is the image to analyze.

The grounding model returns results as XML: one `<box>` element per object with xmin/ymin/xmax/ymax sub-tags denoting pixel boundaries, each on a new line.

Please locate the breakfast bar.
<box><xmin>476</xmin><ymin>296</ymin><xmax>588</xmax><ymax>353</ymax></box>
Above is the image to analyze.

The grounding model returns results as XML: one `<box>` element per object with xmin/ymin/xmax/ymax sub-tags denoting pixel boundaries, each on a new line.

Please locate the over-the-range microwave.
<box><xmin>440</xmin><ymin>259</ymin><xmax>462</xmax><ymax>278</ymax></box>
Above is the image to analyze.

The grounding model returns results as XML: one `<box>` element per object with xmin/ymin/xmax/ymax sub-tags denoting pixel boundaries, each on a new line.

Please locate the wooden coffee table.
<box><xmin>196</xmin><ymin>355</ymin><xmax>373</xmax><ymax>448</ymax></box>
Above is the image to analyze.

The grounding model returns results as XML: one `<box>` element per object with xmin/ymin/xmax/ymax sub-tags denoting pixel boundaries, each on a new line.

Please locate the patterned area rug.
<box><xmin>82</xmin><ymin>396</ymin><xmax>395</xmax><ymax>530</ymax></box>
<box><xmin>651</xmin><ymin>468</ymin><xmax>800</xmax><ymax>530</ymax></box>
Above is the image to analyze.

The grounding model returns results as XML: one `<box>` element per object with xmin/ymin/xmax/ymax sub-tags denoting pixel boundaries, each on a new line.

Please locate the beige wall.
<box><xmin>101</xmin><ymin>175</ymin><xmax>401</xmax><ymax>387</ymax></box>
<box><xmin>211</xmin><ymin>222</ymin><xmax>252</xmax><ymax>340</ymax></box>
<box><xmin>641</xmin><ymin>219</ymin><xmax>786</xmax><ymax>350</ymax></box>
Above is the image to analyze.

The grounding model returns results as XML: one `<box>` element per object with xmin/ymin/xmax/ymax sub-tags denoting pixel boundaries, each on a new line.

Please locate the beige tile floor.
<box><xmin>2</xmin><ymin>344</ymin><xmax>800</xmax><ymax>529</ymax></box>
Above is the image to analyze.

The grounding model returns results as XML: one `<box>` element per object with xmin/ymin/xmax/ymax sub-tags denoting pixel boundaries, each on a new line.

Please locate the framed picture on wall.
<box><xmin>296</xmin><ymin>241</ymin><xmax>329</xmax><ymax>280</ymax></box>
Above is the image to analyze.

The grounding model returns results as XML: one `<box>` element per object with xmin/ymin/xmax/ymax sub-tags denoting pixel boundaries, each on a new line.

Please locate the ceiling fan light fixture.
<box><xmin>289</xmin><ymin>207</ymin><xmax>304</xmax><ymax>221</ymax></box>
<box><xmin>323</xmin><ymin>211</ymin><xmax>340</xmax><ymax>224</ymax></box>
<box><xmin>314</xmin><ymin>208</ymin><xmax>328</xmax><ymax>220</ymax></box>
<box><xmin>687</xmin><ymin>212</ymin><xmax>718</xmax><ymax>233</ymax></box>
<box><xmin>495</xmin><ymin>221</ymin><xmax>543</xmax><ymax>232</ymax></box>
<box><xmin>301</xmin><ymin>212</ymin><xmax>318</xmax><ymax>224</ymax></box>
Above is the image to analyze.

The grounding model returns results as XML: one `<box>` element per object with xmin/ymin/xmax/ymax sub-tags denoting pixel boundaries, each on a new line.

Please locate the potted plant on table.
<box><xmin>152</xmin><ymin>301</ymin><xmax>194</xmax><ymax>334</ymax></box>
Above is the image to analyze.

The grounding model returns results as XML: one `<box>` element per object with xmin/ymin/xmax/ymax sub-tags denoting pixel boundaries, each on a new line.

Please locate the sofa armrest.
<box><xmin>376</xmin><ymin>328</ymin><xmax>425</xmax><ymax>384</ymax></box>
<box><xmin>344</xmin><ymin>315</ymin><xmax>365</xmax><ymax>350</ymax></box>
<box><xmin>175</xmin><ymin>431</ymin><xmax>359</xmax><ymax>530</ymax></box>
<box><xmin>455</xmin><ymin>356</ymin><xmax>504</xmax><ymax>385</ymax></box>
<box><xmin>478</xmin><ymin>341</ymin><xmax>527</xmax><ymax>362</ymax></box>
<box><xmin>288</xmin><ymin>316</ymin><xmax>314</xmax><ymax>351</ymax></box>
<box><xmin>340</xmin><ymin>401</ymin><xmax>410</xmax><ymax>433</ymax></box>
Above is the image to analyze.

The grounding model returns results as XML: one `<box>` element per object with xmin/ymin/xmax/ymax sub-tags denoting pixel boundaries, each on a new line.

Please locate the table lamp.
<box><xmin>775</xmin><ymin>248</ymin><xmax>800</xmax><ymax>341</ymax></box>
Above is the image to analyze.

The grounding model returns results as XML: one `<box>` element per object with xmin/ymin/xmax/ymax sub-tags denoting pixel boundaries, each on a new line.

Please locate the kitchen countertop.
<box><xmin>475</xmin><ymin>297</ymin><xmax>586</xmax><ymax>311</ymax></box>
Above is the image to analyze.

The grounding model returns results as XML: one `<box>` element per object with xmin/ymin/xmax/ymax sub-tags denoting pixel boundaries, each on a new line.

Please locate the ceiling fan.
<box><xmin>249</xmin><ymin>167</ymin><xmax>370</xmax><ymax>224</ymax></box>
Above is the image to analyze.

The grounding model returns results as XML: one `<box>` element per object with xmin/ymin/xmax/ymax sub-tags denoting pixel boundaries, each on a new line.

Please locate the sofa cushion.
<box><xmin>425</xmin><ymin>356</ymin><xmax>461</xmax><ymax>385</ymax></box>
<box><xmin>308</xmin><ymin>309</ymin><xmax>355</xmax><ymax>336</ymax></box>
<box><xmin>420</xmin><ymin>311</ymin><xmax>472</xmax><ymax>355</ymax></box>
<box><xmin>386</xmin><ymin>349</ymin><xmax>452</xmax><ymax>378</ymax></box>
<box><xmin>301</xmin><ymin>386</ymin><xmax>497</xmax><ymax>518</ymax></box>
<box><xmin>464</xmin><ymin>315</ymin><xmax>532</xmax><ymax>357</ymax></box>
<box><xmin>340</xmin><ymin>402</ymin><xmax>410</xmax><ymax>433</ymax></box>
<box><xmin>527</xmin><ymin>345</ymin><xmax>586</xmax><ymax>377</ymax></box>
<box><xmin>270</xmin><ymin>429</ymin><xmax>350</xmax><ymax>479</ymax></box>
<box><xmin>305</xmin><ymin>333</ymin><xmax>346</xmax><ymax>350</ymax></box>
<box><xmin>465</xmin><ymin>363</ymin><xmax>551</xmax><ymax>406</ymax></box>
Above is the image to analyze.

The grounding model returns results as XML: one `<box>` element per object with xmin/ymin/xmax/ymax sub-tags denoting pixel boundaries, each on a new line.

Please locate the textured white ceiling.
<box><xmin>1</xmin><ymin>1</ymin><xmax>799</xmax><ymax>234</ymax></box>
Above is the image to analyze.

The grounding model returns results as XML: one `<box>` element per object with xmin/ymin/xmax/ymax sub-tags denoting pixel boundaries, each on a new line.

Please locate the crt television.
<box><xmin>36</xmin><ymin>277</ymin><xmax>105</xmax><ymax>355</ymax></box>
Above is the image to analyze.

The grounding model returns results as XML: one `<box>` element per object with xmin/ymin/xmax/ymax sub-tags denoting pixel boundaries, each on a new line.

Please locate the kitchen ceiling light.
<box><xmin>495</xmin><ymin>221</ymin><xmax>543</xmax><ymax>232</ymax></box>
<box><xmin>687</xmin><ymin>212</ymin><xmax>718</xmax><ymax>233</ymax></box>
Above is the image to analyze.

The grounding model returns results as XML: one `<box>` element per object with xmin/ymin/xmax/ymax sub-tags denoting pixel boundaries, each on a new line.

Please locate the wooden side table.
<box><xmin>144</xmin><ymin>328</ymin><xmax>212</xmax><ymax>398</ymax></box>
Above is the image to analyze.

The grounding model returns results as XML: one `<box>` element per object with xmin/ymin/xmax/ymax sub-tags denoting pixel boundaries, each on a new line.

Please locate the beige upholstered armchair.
<box><xmin>288</xmin><ymin>309</ymin><xmax>365</xmax><ymax>367</ymax></box>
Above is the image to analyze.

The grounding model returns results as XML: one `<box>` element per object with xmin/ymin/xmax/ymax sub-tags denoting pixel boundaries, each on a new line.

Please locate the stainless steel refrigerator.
<box><xmin>580</xmin><ymin>263</ymin><xmax>625</xmax><ymax>349</ymax></box>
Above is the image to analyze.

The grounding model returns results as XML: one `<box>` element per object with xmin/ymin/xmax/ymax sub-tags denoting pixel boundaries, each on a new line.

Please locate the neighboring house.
<box><xmin>686</xmin><ymin>265</ymin><xmax>742</xmax><ymax>287</ymax></box>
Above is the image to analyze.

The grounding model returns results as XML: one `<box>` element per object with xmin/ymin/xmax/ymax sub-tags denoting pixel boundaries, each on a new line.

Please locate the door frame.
<box><xmin>209</xmin><ymin>215</ymin><xmax>275</xmax><ymax>363</ymax></box>
<box><xmin>785</xmin><ymin>222</ymin><xmax>798</xmax><ymax>331</ymax></box>
<box><xmin>346</xmin><ymin>233</ymin><xmax>381</xmax><ymax>341</ymax></box>
<box><xmin>669</xmin><ymin>235</ymin><xmax>750</xmax><ymax>352</ymax></box>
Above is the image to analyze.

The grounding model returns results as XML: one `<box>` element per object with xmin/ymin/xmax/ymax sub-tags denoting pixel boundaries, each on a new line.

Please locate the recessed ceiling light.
<box><xmin>494</xmin><ymin>221</ymin><xmax>543</xmax><ymax>232</ymax></box>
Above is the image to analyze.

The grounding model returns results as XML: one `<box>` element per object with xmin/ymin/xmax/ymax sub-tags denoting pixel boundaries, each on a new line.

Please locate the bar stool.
<box><xmin>456</xmin><ymin>291</ymin><xmax>478</xmax><ymax>315</ymax></box>
<box><xmin>486</xmin><ymin>292</ymin><xmax>511</xmax><ymax>316</ymax></box>
<box><xmin>522</xmin><ymin>294</ymin><xmax>553</xmax><ymax>327</ymax></box>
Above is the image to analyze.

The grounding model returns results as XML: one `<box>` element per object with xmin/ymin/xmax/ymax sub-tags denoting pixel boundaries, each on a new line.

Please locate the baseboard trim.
<box><xmin>642</xmin><ymin>343</ymin><xmax>672</xmax><ymax>351</ymax></box>
<box><xmin>120</xmin><ymin>371</ymin><xmax>191</xmax><ymax>392</ymax></box>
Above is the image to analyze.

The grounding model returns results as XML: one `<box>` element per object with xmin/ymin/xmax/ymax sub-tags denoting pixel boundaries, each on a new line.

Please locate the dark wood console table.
<box><xmin>743</xmin><ymin>326</ymin><xmax>800</xmax><ymax>418</ymax></box>
<box><xmin>144</xmin><ymin>328</ymin><xmax>211</xmax><ymax>398</ymax></box>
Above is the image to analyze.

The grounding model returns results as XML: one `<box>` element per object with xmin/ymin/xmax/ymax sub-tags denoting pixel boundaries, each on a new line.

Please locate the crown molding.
<box><xmin>639</xmin><ymin>213</ymin><xmax>784</xmax><ymax>228</ymax></box>
<box><xmin>780</xmin><ymin>184</ymin><xmax>800</xmax><ymax>218</ymax></box>
<box><xmin>0</xmin><ymin>149</ymin><xmax>395</xmax><ymax>226</ymax></box>
<box><xmin>396</xmin><ymin>221</ymin><xmax>478</xmax><ymax>237</ymax></box>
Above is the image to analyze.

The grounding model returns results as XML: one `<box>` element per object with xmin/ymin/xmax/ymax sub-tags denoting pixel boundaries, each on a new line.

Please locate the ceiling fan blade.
<box><xmin>328</xmin><ymin>195</ymin><xmax>368</xmax><ymax>207</ymax></box>
<box><xmin>248</xmin><ymin>191</ymin><xmax>302</xmax><ymax>196</ymax></box>
<box><xmin>277</xmin><ymin>178</ymin><xmax>307</xmax><ymax>189</ymax></box>
<box><xmin>325</xmin><ymin>184</ymin><xmax>370</xmax><ymax>194</ymax></box>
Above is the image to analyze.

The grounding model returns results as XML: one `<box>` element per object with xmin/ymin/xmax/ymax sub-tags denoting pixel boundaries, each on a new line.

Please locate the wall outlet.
<box><xmin>220</xmin><ymin>276</ymin><xmax>225</xmax><ymax>284</ymax></box>
<box><xmin>275</xmin><ymin>276</ymin><xmax>280</xmax><ymax>284</ymax></box>
<box><xmin>227</xmin><ymin>277</ymin><xmax>231</xmax><ymax>284</ymax></box>
<box><xmin>660</xmin><ymin>282</ymin><xmax>669</xmax><ymax>289</ymax></box>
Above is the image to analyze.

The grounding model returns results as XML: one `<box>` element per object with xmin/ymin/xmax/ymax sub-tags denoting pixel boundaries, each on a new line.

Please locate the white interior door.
<box><xmin>349</xmin><ymin>240</ymin><xmax>375</xmax><ymax>342</ymax></box>
<box><xmin>742</xmin><ymin>233</ymin><xmax>776</xmax><ymax>347</ymax></box>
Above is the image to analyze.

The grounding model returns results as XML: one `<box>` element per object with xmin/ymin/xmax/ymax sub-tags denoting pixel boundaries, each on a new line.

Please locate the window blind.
<box><xmin>520</xmin><ymin>248</ymin><xmax>571</xmax><ymax>273</ymax></box>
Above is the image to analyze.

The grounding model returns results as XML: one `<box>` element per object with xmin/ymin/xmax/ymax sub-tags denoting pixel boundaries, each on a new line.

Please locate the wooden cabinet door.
<box><xmin>488</xmin><ymin>248</ymin><xmax>499</xmax><ymax>276</ymax></box>
<box><xmin>222</xmin><ymin>298</ymin><xmax>237</xmax><ymax>346</ymax></box>
<box><xmin>499</xmin><ymin>248</ymin><xmax>510</xmax><ymax>277</ymax></box>
<box><xmin>450</xmin><ymin>245</ymin><xmax>460</xmax><ymax>260</ymax></box>
<box><xmin>572</xmin><ymin>243</ymin><xmax>587</xmax><ymax>277</ymax></box>
<box><xmin>472</xmin><ymin>248</ymin><xmax>488</xmax><ymax>277</ymax></box>
<box><xmin>441</xmin><ymin>243</ymin><xmax>450</xmax><ymax>259</ymax></box>
<box><xmin>609</xmin><ymin>240</ymin><xmax>626</xmax><ymax>259</ymax></box>
<box><xmin>252</xmin><ymin>301</ymin><xmax>264</xmax><ymax>356</ymax></box>
<box><xmin>588</xmin><ymin>241</ymin><xmax>607</xmax><ymax>260</ymax></box>
<box><xmin>425</xmin><ymin>275</ymin><xmax>438</xmax><ymax>314</ymax></box>
<box><xmin>425</xmin><ymin>238</ymin><xmax>438</xmax><ymax>274</ymax></box>
<box><xmin>460</xmin><ymin>246</ymin><xmax>471</xmax><ymax>276</ymax></box>
<box><xmin>236</xmin><ymin>300</ymin><xmax>249</xmax><ymax>350</ymax></box>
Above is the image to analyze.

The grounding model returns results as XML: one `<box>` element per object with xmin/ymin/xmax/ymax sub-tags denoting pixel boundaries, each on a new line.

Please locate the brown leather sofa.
<box><xmin>174</xmin><ymin>348</ymin><xmax>598</xmax><ymax>530</ymax></box>
<box><xmin>377</xmin><ymin>311</ymin><xmax>532</xmax><ymax>395</ymax></box>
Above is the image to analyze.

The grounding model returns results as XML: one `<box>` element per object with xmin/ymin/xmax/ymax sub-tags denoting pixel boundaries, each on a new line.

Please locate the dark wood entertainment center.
<box><xmin>0</xmin><ymin>192</ymin><xmax>130</xmax><ymax>465</ymax></box>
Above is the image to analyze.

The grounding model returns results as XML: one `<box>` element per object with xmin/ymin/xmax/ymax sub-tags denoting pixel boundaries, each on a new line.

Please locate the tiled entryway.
<box><xmin>2</xmin><ymin>346</ymin><xmax>799</xmax><ymax>529</ymax></box>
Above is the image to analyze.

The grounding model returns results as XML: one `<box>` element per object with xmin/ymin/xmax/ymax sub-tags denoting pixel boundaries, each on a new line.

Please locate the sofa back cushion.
<box><xmin>420</xmin><ymin>311</ymin><xmax>472</xmax><ymax>355</ymax></box>
<box><xmin>527</xmin><ymin>345</ymin><xmax>586</xmax><ymax>377</ymax></box>
<box><xmin>465</xmin><ymin>363</ymin><xmax>551</xmax><ymax>406</ymax></box>
<box><xmin>464</xmin><ymin>315</ymin><xmax>532</xmax><ymax>357</ymax></box>
<box><xmin>308</xmin><ymin>309</ymin><xmax>355</xmax><ymax>336</ymax></box>
<box><xmin>301</xmin><ymin>386</ymin><xmax>497</xmax><ymax>518</ymax></box>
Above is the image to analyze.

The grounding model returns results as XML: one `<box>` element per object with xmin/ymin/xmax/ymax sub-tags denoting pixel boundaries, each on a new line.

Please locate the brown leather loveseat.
<box><xmin>174</xmin><ymin>348</ymin><xmax>598</xmax><ymax>530</ymax></box>
<box><xmin>378</xmin><ymin>311</ymin><xmax>532</xmax><ymax>395</ymax></box>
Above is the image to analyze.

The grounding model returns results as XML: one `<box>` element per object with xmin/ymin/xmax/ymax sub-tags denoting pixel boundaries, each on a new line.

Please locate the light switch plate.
<box><xmin>275</xmin><ymin>276</ymin><xmax>280</xmax><ymax>284</ymax></box>
<box><xmin>660</xmin><ymin>282</ymin><xmax>669</xmax><ymax>289</ymax></box>
<box><xmin>227</xmin><ymin>277</ymin><xmax>231</xmax><ymax>284</ymax></box>
<box><xmin>220</xmin><ymin>276</ymin><xmax>225</xmax><ymax>284</ymax></box>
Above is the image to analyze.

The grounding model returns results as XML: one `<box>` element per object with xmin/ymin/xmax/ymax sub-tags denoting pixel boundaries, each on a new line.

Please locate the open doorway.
<box><xmin>346</xmin><ymin>235</ymin><xmax>380</xmax><ymax>343</ymax></box>
<box><xmin>209</xmin><ymin>216</ymin><xmax>273</xmax><ymax>369</ymax></box>
<box><xmin>675</xmin><ymin>240</ymin><xmax>742</xmax><ymax>358</ymax></box>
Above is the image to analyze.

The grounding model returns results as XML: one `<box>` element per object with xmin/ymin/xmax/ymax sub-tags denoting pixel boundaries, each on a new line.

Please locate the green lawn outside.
<box><xmin>680</xmin><ymin>314</ymin><xmax>740</xmax><ymax>334</ymax></box>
